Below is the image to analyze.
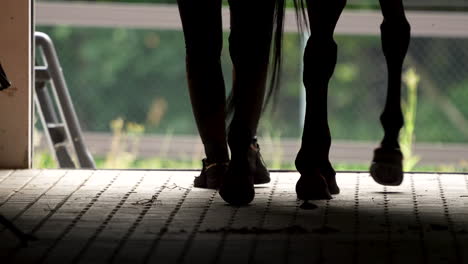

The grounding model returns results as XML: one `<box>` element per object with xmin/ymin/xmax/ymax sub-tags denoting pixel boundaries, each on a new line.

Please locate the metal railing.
<box><xmin>36</xmin><ymin>2</ymin><xmax>468</xmax><ymax>38</ymax></box>
<box><xmin>35</xmin><ymin>32</ymin><xmax>95</xmax><ymax>168</ymax></box>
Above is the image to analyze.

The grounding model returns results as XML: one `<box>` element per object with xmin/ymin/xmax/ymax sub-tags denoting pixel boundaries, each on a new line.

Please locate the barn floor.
<box><xmin>0</xmin><ymin>169</ymin><xmax>467</xmax><ymax>264</ymax></box>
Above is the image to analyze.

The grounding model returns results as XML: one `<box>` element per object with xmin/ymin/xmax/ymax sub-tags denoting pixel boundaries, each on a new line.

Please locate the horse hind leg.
<box><xmin>370</xmin><ymin>0</ymin><xmax>410</xmax><ymax>186</ymax></box>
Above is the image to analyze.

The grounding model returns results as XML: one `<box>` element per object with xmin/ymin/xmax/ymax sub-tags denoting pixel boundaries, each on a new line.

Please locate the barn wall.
<box><xmin>0</xmin><ymin>0</ymin><xmax>32</xmax><ymax>168</ymax></box>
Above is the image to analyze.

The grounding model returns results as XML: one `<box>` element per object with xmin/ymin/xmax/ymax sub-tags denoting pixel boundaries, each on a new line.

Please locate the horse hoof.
<box><xmin>296</xmin><ymin>170</ymin><xmax>333</xmax><ymax>200</ymax></box>
<box><xmin>370</xmin><ymin>148</ymin><xmax>404</xmax><ymax>186</ymax></box>
<box><xmin>318</xmin><ymin>163</ymin><xmax>340</xmax><ymax>195</ymax></box>
<box><xmin>296</xmin><ymin>157</ymin><xmax>340</xmax><ymax>195</ymax></box>
<box><xmin>326</xmin><ymin>177</ymin><xmax>340</xmax><ymax>195</ymax></box>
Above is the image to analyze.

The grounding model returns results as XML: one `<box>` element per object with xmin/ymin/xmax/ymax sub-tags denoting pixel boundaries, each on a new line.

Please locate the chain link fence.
<box><xmin>34</xmin><ymin>1</ymin><xmax>468</xmax><ymax>170</ymax></box>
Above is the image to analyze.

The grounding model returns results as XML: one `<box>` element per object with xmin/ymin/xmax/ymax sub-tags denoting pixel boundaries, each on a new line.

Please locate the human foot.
<box><xmin>220</xmin><ymin>134</ymin><xmax>262</xmax><ymax>205</ymax></box>
<box><xmin>194</xmin><ymin>159</ymin><xmax>229</xmax><ymax>189</ymax></box>
<box><xmin>194</xmin><ymin>136</ymin><xmax>269</xmax><ymax>191</ymax></box>
<box><xmin>250</xmin><ymin>137</ymin><xmax>270</xmax><ymax>185</ymax></box>
<box><xmin>219</xmin><ymin>157</ymin><xmax>255</xmax><ymax>206</ymax></box>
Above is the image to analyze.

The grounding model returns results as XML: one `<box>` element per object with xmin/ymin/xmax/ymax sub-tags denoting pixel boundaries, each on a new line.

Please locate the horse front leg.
<box><xmin>370</xmin><ymin>0</ymin><xmax>410</xmax><ymax>186</ymax></box>
<box><xmin>295</xmin><ymin>0</ymin><xmax>346</xmax><ymax>200</ymax></box>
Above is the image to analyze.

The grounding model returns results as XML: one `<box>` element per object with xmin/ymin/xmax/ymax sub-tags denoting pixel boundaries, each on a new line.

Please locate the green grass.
<box><xmin>34</xmin><ymin>152</ymin><xmax>468</xmax><ymax>173</ymax></box>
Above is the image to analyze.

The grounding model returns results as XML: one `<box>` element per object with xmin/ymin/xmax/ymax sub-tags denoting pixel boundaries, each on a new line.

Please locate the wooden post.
<box><xmin>0</xmin><ymin>0</ymin><xmax>32</xmax><ymax>168</ymax></box>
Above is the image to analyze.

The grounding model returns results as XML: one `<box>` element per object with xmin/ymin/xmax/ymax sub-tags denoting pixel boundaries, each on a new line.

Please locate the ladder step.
<box><xmin>35</xmin><ymin>32</ymin><xmax>96</xmax><ymax>169</ymax></box>
<box><xmin>46</xmin><ymin>124</ymin><xmax>67</xmax><ymax>143</ymax></box>
<box><xmin>35</xmin><ymin>67</ymin><xmax>51</xmax><ymax>82</ymax></box>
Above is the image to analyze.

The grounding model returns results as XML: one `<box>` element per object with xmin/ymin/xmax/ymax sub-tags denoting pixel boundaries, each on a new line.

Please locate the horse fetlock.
<box><xmin>295</xmin><ymin>149</ymin><xmax>330</xmax><ymax>174</ymax></box>
<box><xmin>380</xmin><ymin>110</ymin><xmax>404</xmax><ymax>130</ymax></box>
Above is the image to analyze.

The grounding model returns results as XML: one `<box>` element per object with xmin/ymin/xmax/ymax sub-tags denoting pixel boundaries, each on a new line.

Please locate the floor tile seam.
<box><xmin>409</xmin><ymin>174</ymin><xmax>428</xmax><ymax>264</ymax></box>
<box><xmin>465</xmin><ymin>174</ymin><xmax>468</xmax><ymax>194</ymax></box>
<box><xmin>212</xmin><ymin>206</ymin><xmax>240</xmax><ymax>264</ymax></box>
<box><xmin>107</xmin><ymin>174</ymin><xmax>172</xmax><ymax>264</ymax></box>
<box><xmin>28</xmin><ymin>171</ymin><xmax>97</xmax><ymax>235</ymax></box>
<box><xmin>141</xmin><ymin>182</ymin><xmax>193</xmax><ymax>264</ymax></box>
<box><xmin>283</xmin><ymin>199</ymin><xmax>300</xmax><ymax>264</ymax></box>
<box><xmin>309</xmin><ymin>198</ymin><xmax>331</xmax><ymax>264</ymax></box>
<box><xmin>3</xmin><ymin>170</ymin><xmax>95</xmax><ymax>263</ymax></box>
<box><xmin>248</xmin><ymin>174</ymin><xmax>280</xmax><ymax>264</ymax></box>
<box><xmin>71</xmin><ymin>173</ymin><xmax>146</xmax><ymax>264</ymax></box>
<box><xmin>176</xmin><ymin>189</ymin><xmax>218</xmax><ymax>264</ymax></box>
<box><xmin>6</xmin><ymin>170</ymin><xmax>70</xmax><ymax>225</ymax></box>
<box><xmin>352</xmin><ymin>173</ymin><xmax>360</xmax><ymax>264</ymax></box>
<box><xmin>0</xmin><ymin>170</ymin><xmax>44</xmax><ymax>208</ymax></box>
<box><xmin>34</xmin><ymin>171</ymin><xmax>120</xmax><ymax>264</ymax></box>
<box><xmin>0</xmin><ymin>170</ymin><xmax>16</xmax><ymax>185</ymax></box>
<box><xmin>382</xmin><ymin>186</ymin><xmax>393</xmax><ymax>264</ymax></box>
<box><xmin>437</xmin><ymin>174</ymin><xmax>463</xmax><ymax>264</ymax></box>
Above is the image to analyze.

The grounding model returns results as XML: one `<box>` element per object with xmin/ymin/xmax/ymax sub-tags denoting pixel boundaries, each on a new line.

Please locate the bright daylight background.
<box><xmin>34</xmin><ymin>0</ymin><xmax>468</xmax><ymax>172</ymax></box>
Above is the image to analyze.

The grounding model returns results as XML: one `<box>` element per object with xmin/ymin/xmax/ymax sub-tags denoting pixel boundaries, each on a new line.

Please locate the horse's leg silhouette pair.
<box><xmin>178</xmin><ymin>0</ymin><xmax>275</xmax><ymax>205</ymax></box>
<box><xmin>295</xmin><ymin>0</ymin><xmax>410</xmax><ymax>199</ymax></box>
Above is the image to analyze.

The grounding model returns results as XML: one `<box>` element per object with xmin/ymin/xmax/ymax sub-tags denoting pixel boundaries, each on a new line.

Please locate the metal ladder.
<box><xmin>34</xmin><ymin>32</ymin><xmax>95</xmax><ymax>169</ymax></box>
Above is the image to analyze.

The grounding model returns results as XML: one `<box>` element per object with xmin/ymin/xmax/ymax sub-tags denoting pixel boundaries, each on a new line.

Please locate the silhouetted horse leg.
<box><xmin>295</xmin><ymin>0</ymin><xmax>346</xmax><ymax>200</ymax></box>
<box><xmin>219</xmin><ymin>0</ymin><xmax>275</xmax><ymax>205</ymax></box>
<box><xmin>178</xmin><ymin>0</ymin><xmax>229</xmax><ymax>188</ymax></box>
<box><xmin>370</xmin><ymin>0</ymin><xmax>410</xmax><ymax>186</ymax></box>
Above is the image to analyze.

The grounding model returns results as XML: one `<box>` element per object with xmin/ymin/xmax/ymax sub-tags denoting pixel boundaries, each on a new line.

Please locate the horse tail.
<box><xmin>262</xmin><ymin>0</ymin><xmax>286</xmax><ymax>111</ymax></box>
<box><xmin>226</xmin><ymin>0</ymin><xmax>308</xmax><ymax>117</ymax></box>
<box><xmin>264</xmin><ymin>0</ymin><xmax>309</xmax><ymax>108</ymax></box>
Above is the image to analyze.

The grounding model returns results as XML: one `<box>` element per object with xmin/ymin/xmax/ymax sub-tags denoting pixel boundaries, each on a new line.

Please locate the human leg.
<box><xmin>178</xmin><ymin>0</ymin><xmax>228</xmax><ymax>188</ymax></box>
<box><xmin>219</xmin><ymin>0</ymin><xmax>276</xmax><ymax>205</ymax></box>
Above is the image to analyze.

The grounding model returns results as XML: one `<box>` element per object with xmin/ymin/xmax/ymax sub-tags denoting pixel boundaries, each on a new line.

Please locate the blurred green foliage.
<box><xmin>400</xmin><ymin>68</ymin><xmax>421</xmax><ymax>171</ymax></box>
<box><xmin>36</xmin><ymin>1</ymin><xmax>468</xmax><ymax>144</ymax></box>
<box><xmin>34</xmin><ymin>151</ymin><xmax>468</xmax><ymax>172</ymax></box>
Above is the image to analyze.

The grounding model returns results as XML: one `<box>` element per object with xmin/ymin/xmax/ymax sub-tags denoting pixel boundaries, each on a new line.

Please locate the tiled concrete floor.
<box><xmin>0</xmin><ymin>169</ymin><xmax>467</xmax><ymax>264</ymax></box>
